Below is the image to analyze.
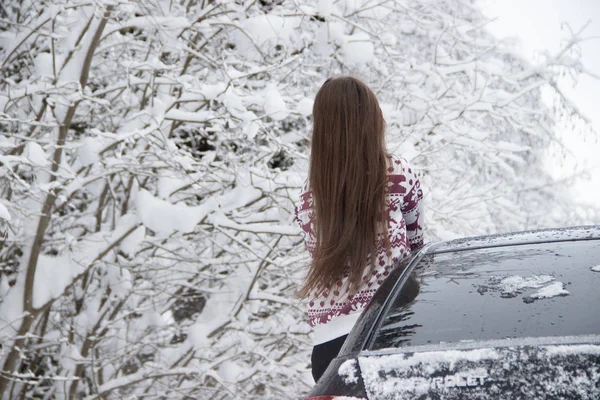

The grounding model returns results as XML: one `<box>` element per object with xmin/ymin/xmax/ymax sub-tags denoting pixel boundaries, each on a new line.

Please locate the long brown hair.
<box><xmin>299</xmin><ymin>76</ymin><xmax>390</xmax><ymax>298</ymax></box>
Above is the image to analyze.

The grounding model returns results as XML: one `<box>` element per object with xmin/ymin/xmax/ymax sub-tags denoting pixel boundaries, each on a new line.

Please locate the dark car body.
<box><xmin>306</xmin><ymin>226</ymin><xmax>600</xmax><ymax>399</ymax></box>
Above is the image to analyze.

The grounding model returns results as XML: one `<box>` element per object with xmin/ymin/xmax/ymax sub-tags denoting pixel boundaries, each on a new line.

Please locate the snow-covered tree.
<box><xmin>0</xmin><ymin>0</ymin><xmax>596</xmax><ymax>398</ymax></box>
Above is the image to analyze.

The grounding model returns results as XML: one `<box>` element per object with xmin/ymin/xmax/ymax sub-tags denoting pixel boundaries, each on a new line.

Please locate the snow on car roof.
<box><xmin>363</xmin><ymin>334</ymin><xmax>600</xmax><ymax>357</ymax></box>
<box><xmin>428</xmin><ymin>225</ymin><xmax>600</xmax><ymax>254</ymax></box>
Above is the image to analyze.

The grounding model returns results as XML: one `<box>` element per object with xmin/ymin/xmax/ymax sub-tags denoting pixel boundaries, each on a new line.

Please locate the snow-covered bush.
<box><xmin>0</xmin><ymin>0</ymin><xmax>596</xmax><ymax>398</ymax></box>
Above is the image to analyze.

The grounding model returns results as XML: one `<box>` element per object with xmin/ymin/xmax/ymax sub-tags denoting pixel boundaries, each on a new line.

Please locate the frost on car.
<box><xmin>306</xmin><ymin>226</ymin><xmax>600</xmax><ymax>400</ymax></box>
<box><xmin>359</xmin><ymin>339</ymin><xmax>600</xmax><ymax>399</ymax></box>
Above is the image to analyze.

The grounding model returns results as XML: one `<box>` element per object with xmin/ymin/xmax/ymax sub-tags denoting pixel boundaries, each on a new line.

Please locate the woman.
<box><xmin>294</xmin><ymin>76</ymin><xmax>424</xmax><ymax>382</ymax></box>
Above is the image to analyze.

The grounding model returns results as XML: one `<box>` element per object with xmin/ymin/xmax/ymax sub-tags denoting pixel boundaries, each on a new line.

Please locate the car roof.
<box><xmin>368</xmin><ymin>234</ymin><xmax>600</xmax><ymax>350</ymax></box>
<box><xmin>425</xmin><ymin>225</ymin><xmax>600</xmax><ymax>255</ymax></box>
<box><xmin>340</xmin><ymin>226</ymin><xmax>600</xmax><ymax>357</ymax></box>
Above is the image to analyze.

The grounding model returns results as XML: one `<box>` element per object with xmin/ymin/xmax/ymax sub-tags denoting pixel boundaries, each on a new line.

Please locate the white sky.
<box><xmin>478</xmin><ymin>0</ymin><xmax>600</xmax><ymax>207</ymax></box>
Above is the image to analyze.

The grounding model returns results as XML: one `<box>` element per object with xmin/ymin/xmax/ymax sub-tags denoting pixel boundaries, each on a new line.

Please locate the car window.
<box><xmin>370</xmin><ymin>240</ymin><xmax>600</xmax><ymax>350</ymax></box>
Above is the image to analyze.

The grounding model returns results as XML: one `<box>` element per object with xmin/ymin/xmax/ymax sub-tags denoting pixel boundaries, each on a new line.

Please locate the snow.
<box><xmin>156</xmin><ymin>176</ymin><xmax>192</xmax><ymax>199</ymax></box>
<box><xmin>314</xmin><ymin>24</ymin><xmax>334</xmax><ymax>57</ymax></box>
<box><xmin>363</xmin><ymin>368</ymin><xmax>490</xmax><ymax>397</ymax></box>
<box><xmin>338</xmin><ymin>359</ymin><xmax>359</xmax><ymax>384</ymax></box>
<box><xmin>342</xmin><ymin>32</ymin><xmax>375</xmax><ymax>66</ymax></box>
<box><xmin>218</xmin><ymin>361</ymin><xmax>257</xmax><ymax>383</ymax></box>
<box><xmin>244</xmin><ymin>15</ymin><xmax>295</xmax><ymax>45</ymax></box>
<box><xmin>0</xmin><ymin>270</ymin><xmax>25</xmax><ymax>335</ymax></box>
<box><xmin>233</xmin><ymin>15</ymin><xmax>299</xmax><ymax>60</ymax></box>
<box><xmin>57</xmin><ymin>14</ymin><xmax>100</xmax><ymax>87</ymax></box>
<box><xmin>248</xmin><ymin>292</ymin><xmax>297</xmax><ymax>306</ymax></box>
<box><xmin>33</xmin><ymin>254</ymin><xmax>84</xmax><ymax>309</ymax></box>
<box><xmin>244</xmin><ymin>117</ymin><xmax>261</xmax><ymax>139</ymax></box>
<box><xmin>529</xmin><ymin>281</ymin><xmax>570</xmax><ymax>299</ymax></box>
<box><xmin>328</xmin><ymin>21</ymin><xmax>346</xmax><ymax>44</ymax></box>
<box><xmin>214</xmin><ymin>173</ymin><xmax>263</xmax><ymax>212</ymax></box>
<box><xmin>544</xmin><ymin>344</ymin><xmax>600</xmax><ymax>356</ymax></box>
<box><xmin>399</xmin><ymin>19</ymin><xmax>417</xmax><ymax>35</ymax></box>
<box><xmin>121</xmin><ymin>57</ymin><xmax>174</xmax><ymax>72</ymax></box>
<box><xmin>199</xmin><ymin>83</ymin><xmax>227</xmax><ymax>100</ymax></box>
<box><xmin>0</xmin><ymin>276</ymin><xmax>9</xmax><ymax>298</ymax></box>
<box><xmin>483</xmin><ymin>274</ymin><xmax>572</xmax><ymax>301</ymax></box>
<box><xmin>295</xmin><ymin>97</ymin><xmax>313</xmax><ymax>117</ymax></box>
<box><xmin>380</xmin><ymin>32</ymin><xmax>397</xmax><ymax>47</ymax></box>
<box><xmin>494</xmin><ymin>140</ymin><xmax>531</xmax><ymax>152</ymax></box>
<box><xmin>187</xmin><ymin>260</ymin><xmax>258</xmax><ymax>349</ymax></box>
<box><xmin>76</xmin><ymin>136</ymin><xmax>103</xmax><ymax>166</ymax></box>
<box><xmin>34</xmin><ymin>52</ymin><xmax>54</xmax><ymax>78</ymax></box>
<box><xmin>58</xmin><ymin>343</ymin><xmax>83</xmax><ymax>376</ymax></box>
<box><xmin>0</xmin><ymin>136</ymin><xmax>17</xmax><ymax>149</ymax></box>
<box><xmin>262</xmin><ymin>85</ymin><xmax>289</xmax><ymax>121</ymax></box>
<box><xmin>164</xmin><ymin>109</ymin><xmax>212</xmax><ymax>123</ymax></box>
<box><xmin>435</xmin><ymin>227</ymin><xmax>600</xmax><ymax>253</ymax></box>
<box><xmin>94</xmin><ymin>367</ymin><xmax>197</xmax><ymax>396</ymax></box>
<box><xmin>317</xmin><ymin>0</ymin><xmax>333</xmax><ymax>17</ymax></box>
<box><xmin>135</xmin><ymin>187</ymin><xmax>214</xmax><ymax>235</ymax></box>
<box><xmin>32</xmin><ymin>217</ymin><xmax>139</xmax><ymax>309</ymax></box>
<box><xmin>360</xmin><ymin>341</ymin><xmax>600</xmax><ymax>398</ymax></box>
<box><xmin>222</xmin><ymin>88</ymin><xmax>246</xmax><ymax>118</ymax></box>
<box><xmin>493</xmin><ymin>274</ymin><xmax>555</xmax><ymax>295</ymax></box>
<box><xmin>361</xmin><ymin>348</ymin><xmax>501</xmax><ymax>371</ymax></box>
<box><xmin>119</xmin><ymin>225</ymin><xmax>145</xmax><ymax>255</ymax></box>
<box><xmin>0</xmin><ymin>201</ymin><xmax>11</xmax><ymax>221</ymax></box>
<box><xmin>359</xmin><ymin>351</ymin><xmax>497</xmax><ymax>397</ymax></box>
<box><xmin>1</xmin><ymin>6</ymin><xmax>61</xmax><ymax>67</ymax></box>
<box><xmin>24</xmin><ymin>141</ymin><xmax>50</xmax><ymax>166</ymax></box>
<box><xmin>210</xmin><ymin>213</ymin><xmax>299</xmax><ymax>236</ymax></box>
<box><xmin>117</xmin><ymin>16</ymin><xmax>190</xmax><ymax>30</ymax></box>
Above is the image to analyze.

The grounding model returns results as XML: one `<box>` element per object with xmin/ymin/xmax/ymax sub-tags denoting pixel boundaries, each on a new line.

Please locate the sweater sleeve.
<box><xmin>400</xmin><ymin>160</ymin><xmax>424</xmax><ymax>251</ymax></box>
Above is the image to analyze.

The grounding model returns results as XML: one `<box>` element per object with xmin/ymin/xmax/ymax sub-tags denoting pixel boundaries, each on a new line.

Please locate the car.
<box><xmin>305</xmin><ymin>225</ymin><xmax>600</xmax><ymax>400</ymax></box>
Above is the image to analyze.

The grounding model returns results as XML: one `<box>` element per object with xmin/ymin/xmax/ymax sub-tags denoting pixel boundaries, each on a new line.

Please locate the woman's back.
<box><xmin>295</xmin><ymin>154</ymin><xmax>423</xmax><ymax>345</ymax></box>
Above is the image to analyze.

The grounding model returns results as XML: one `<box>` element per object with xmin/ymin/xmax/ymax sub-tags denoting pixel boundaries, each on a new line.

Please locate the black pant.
<box><xmin>311</xmin><ymin>334</ymin><xmax>348</xmax><ymax>382</ymax></box>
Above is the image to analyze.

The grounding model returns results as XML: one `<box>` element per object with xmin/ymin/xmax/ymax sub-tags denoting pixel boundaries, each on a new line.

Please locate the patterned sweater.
<box><xmin>294</xmin><ymin>155</ymin><xmax>424</xmax><ymax>345</ymax></box>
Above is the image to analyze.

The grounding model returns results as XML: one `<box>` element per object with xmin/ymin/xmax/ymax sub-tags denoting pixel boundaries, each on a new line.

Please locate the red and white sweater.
<box><xmin>294</xmin><ymin>155</ymin><xmax>424</xmax><ymax>345</ymax></box>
